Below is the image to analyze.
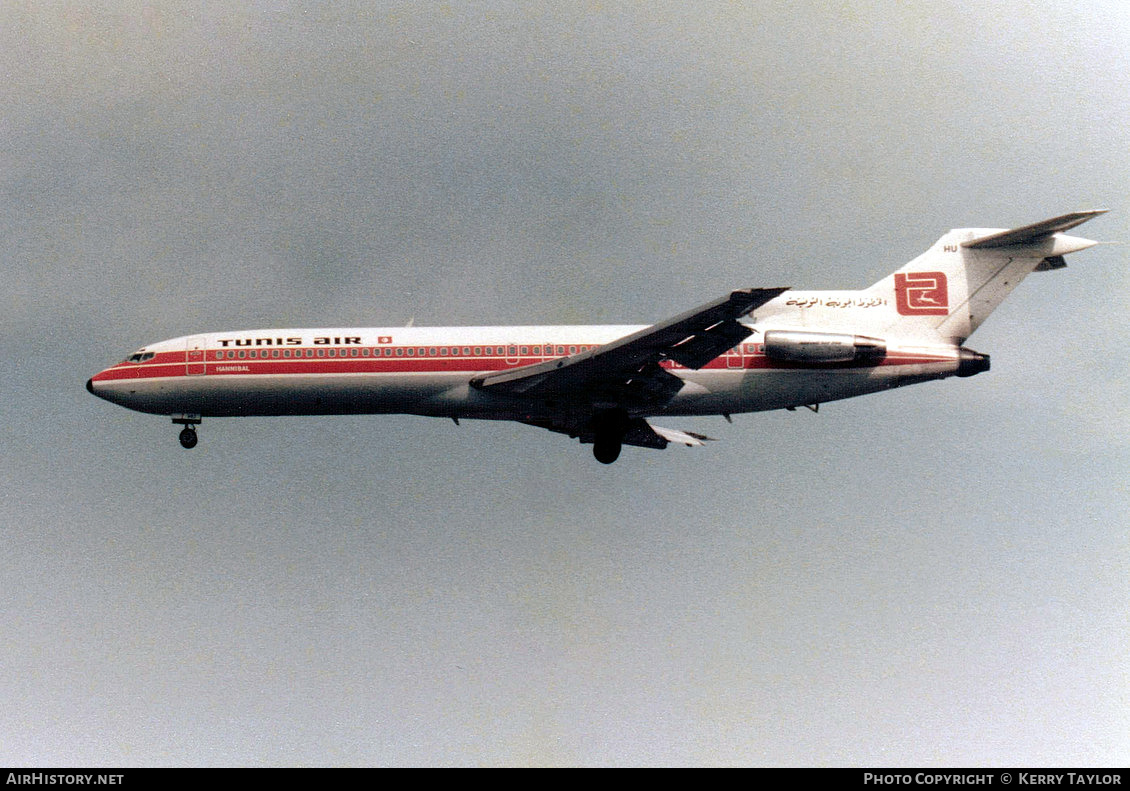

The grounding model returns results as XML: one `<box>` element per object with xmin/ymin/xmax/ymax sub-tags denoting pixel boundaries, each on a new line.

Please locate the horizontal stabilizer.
<box><xmin>962</xmin><ymin>210</ymin><xmax>1107</xmax><ymax>249</ymax></box>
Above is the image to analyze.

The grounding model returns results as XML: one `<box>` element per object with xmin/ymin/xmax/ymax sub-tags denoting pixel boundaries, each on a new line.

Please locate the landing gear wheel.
<box><xmin>179</xmin><ymin>427</ymin><xmax>198</xmax><ymax>449</ymax></box>
<box><xmin>590</xmin><ymin>408</ymin><xmax>629</xmax><ymax>465</ymax></box>
<box><xmin>593</xmin><ymin>438</ymin><xmax>622</xmax><ymax>465</ymax></box>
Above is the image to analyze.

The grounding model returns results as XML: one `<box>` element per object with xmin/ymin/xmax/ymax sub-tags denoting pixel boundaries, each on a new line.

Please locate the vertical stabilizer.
<box><xmin>861</xmin><ymin>211</ymin><xmax>1104</xmax><ymax>343</ymax></box>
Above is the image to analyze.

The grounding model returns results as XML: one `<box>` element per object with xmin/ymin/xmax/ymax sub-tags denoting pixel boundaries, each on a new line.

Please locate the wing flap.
<box><xmin>649</xmin><ymin>424</ymin><xmax>715</xmax><ymax>447</ymax></box>
<box><xmin>521</xmin><ymin>416</ymin><xmax>714</xmax><ymax>450</ymax></box>
<box><xmin>666</xmin><ymin>316</ymin><xmax>752</xmax><ymax>368</ymax></box>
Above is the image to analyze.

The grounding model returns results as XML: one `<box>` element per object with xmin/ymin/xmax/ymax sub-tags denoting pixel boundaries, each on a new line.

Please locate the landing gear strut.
<box><xmin>172</xmin><ymin>415</ymin><xmax>201</xmax><ymax>449</ymax></box>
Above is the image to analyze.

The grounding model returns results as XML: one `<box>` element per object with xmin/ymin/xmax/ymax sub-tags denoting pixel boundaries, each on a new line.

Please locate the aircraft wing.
<box><xmin>471</xmin><ymin>287</ymin><xmax>788</xmax><ymax>408</ymax></box>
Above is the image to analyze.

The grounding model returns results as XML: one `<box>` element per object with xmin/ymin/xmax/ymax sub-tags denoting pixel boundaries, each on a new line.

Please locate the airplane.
<box><xmin>87</xmin><ymin>210</ymin><xmax>1106</xmax><ymax>464</ymax></box>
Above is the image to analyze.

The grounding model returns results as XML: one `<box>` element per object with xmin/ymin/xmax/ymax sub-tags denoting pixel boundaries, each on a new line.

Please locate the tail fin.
<box><xmin>863</xmin><ymin>210</ymin><xmax>1106</xmax><ymax>343</ymax></box>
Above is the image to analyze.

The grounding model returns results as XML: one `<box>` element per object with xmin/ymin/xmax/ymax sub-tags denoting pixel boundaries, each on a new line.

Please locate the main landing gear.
<box><xmin>593</xmin><ymin>437</ymin><xmax>621</xmax><ymax>465</ymax></box>
<box><xmin>172</xmin><ymin>415</ymin><xmax>201</xmax><ymax>449</ymax></box>
<box><xmin>591</xmin><ymin>409</ymin><xmax>628</xmax><ymax>465</ymax></box>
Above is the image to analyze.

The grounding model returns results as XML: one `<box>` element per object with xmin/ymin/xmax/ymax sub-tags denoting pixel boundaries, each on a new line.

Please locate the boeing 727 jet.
<box><xmin>87</xmin><ymin>210</ymin><xmax>1105</xmax><ymax>463</ymax></box>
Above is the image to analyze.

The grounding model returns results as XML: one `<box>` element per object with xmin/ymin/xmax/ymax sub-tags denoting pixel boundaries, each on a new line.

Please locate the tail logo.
<box><xmin>894</xmin><ymin>271</ymin><xmax>949</xmax><ymax>316</ymax></box>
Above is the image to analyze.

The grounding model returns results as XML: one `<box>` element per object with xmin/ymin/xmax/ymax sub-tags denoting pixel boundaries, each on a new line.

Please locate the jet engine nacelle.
<box><xmin>763</xmin><ymin>330</ymin><xmax>886</xmax><ymax>365</ymax></box>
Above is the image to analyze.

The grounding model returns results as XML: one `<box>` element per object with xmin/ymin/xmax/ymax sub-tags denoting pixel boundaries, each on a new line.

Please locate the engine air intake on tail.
<box><xmin>763</xmin><ymin>330</ymin><xmax>886</xmax><ymax>365</ymax></box>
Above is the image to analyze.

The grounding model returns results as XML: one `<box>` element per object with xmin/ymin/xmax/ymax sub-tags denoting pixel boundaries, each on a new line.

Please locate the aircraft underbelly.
<box><xmin>96</xmin><ymin>372</ymin><xmax>476</xmax><ymax>417</ymax></box>
<box><xmin>97</xmin><ymin>362</ymin><xmax>953</xmax><ymax>419</ymax></box>
<box><xmin>659</xmin><ymin>364</ymin><xmax>946</xmax><ymax>416</ymax></box>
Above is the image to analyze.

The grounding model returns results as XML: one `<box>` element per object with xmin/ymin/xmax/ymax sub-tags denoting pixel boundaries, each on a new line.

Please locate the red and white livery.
<box><xmin>88</xmin><ymin>211</ymin><xmax>1105</xmax><ymax>463</ymax></box>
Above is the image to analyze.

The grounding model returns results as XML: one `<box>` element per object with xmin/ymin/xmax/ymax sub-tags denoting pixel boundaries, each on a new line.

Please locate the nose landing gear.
<box><xmin>172</xmin><ymin>415</ymin><xmax>201</xmax><ymax>449</ymax></box>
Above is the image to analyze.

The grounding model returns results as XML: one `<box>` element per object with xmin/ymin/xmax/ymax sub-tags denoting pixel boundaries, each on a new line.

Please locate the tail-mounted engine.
<box><xmin>763</xmin><ymin>330</ymin><xmax>887</xmax><ymax>366</ymax></box>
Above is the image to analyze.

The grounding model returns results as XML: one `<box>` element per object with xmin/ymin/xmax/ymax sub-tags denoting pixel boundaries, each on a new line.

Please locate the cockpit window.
<box><xmin>126</xmin><ymin>352</ymin><xmax>156</xmax><ymax>363</ymax></box>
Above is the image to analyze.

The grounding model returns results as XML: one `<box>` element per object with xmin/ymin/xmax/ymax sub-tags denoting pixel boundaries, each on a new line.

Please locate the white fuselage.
<box><xmin>88</xmin><ymin>323</ymin><xmax>965</xmax><ymax>422</ymax></box>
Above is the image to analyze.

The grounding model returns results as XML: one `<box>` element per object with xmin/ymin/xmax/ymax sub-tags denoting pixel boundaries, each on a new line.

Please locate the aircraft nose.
<box><xmin>86</xmin><ymin>374</ymin><xmax>109</xmax><ymax>400</ymax></box>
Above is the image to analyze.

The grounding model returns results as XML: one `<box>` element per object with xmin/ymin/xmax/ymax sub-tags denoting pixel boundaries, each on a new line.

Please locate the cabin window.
<box><xmin>473</xmin><ymin>347</ymin><xmax>482</xmax><ymax>356</ymax></box>
<box><xmin>238</xmin><ymin>351</ymin><xmax>246</xmax><ymax>359</ymax></box>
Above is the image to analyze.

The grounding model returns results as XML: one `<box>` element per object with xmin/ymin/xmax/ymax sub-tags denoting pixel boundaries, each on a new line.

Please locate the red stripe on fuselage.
<box><xmin>91</xmin><ymin>345</ymin><xmax>957</xmax><ymax>383</ymax></box>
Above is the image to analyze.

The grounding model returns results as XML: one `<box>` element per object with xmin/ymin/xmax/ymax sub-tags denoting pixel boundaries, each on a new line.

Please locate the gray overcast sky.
<box><xmin>2</xmin><ymin>1</ymin><xmax>1128</xmax><ymax>766</ymax></box>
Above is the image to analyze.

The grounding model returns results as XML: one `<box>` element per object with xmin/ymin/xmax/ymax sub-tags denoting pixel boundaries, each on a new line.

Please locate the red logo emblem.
<box><xmin>894</xmin><ymin>271</ymin><xmax>949</xmax><ymax>316</ymax></box>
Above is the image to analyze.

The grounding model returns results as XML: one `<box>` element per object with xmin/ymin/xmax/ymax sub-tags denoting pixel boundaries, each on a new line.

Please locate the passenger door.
<box><xmin>186</xmin><ymin>336</ymin><xmax>207</xmax><ymax>375</ymax></box>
